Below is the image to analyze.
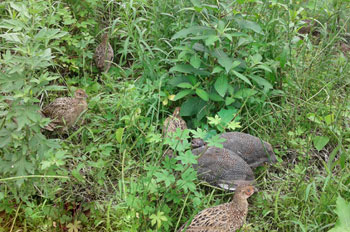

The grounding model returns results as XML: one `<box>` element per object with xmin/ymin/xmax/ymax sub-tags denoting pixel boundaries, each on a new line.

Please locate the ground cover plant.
<box><xmin>0</xmin><ymin>0</ymin><xmax>349</xmax><ymax>231</ymax></box>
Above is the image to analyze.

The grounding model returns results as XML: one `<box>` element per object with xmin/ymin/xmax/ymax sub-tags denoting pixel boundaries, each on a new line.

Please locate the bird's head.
<box><xmin>75</xmin><ymin>89</ymin><xmax>88</xmax><ymax>99</ymax></box>
<box><xmin>173</xmin><ymin>107</ymin><xmax>181</xmax><ymax>117</ymax></box>
<box><xmin>235</xmin><ymin>185</ymin><xmax>256</xmax><ymax>200</ymax></box>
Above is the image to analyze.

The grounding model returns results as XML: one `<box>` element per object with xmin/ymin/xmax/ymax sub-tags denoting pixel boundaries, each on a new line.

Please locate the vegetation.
<box><xmin>0</xmin><ymin>0</ymin><xmax>349</xmax><ymax>231</ymax></box>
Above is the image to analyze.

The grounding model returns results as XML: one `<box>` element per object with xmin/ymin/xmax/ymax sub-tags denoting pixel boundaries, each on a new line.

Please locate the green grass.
<box><xmin>0</xmin><ymin>0</ymin><xmax>350</xmax><ymax>231</ymax></box>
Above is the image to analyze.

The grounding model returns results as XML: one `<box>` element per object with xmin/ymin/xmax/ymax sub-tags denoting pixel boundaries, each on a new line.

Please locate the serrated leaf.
<box><xmin>212</xmin><ymin>66</ymin><xmax>224</xmax><ymax>74</ymax></box>
<box><xmin>234</xmin><ymin>88</ymin><xmax>257</xmax><ymax>99</ymax></box>
<box><xmin>328</xmin><ymin>196</ymin><xmax>350</xmax><ymax>232</ymax></box>
<box><xmin>213</xmin><ymin>49</ymin><xmax>234</xmax><ymax>73</ymax></box>
<box><xmin>225</xmin><ymin>97</ymin><xmax>235</xmax><ymax>105</ymax></box>
<box><xmin>235</xmin><ymin>18</ymin><xmax>263</xmax><ymax>34</ymax></box>
<box><xmin>170</xmin><ymin>64</ymin><xmax>210</xmax><ymax>76</ymax></box>
<box><xmin>232</xmin><ymin>70</ymin><xmax>252</xmax><ymax>86</ymax></box>
<box><xmin>214</xmin><ymin>75</ymin><xmax>228</xmax><ymax>97</ymax></box>
<box><xmin>205</xmin><ymin>34</ymin><xmax>219</xmax><ymax>46</ymax></box>
<box><xmin>177</xmin><ymin>82</ymin><xmax>193</xmax><ymax>89</ymax></box>
<box><xmin>171</xmin><ymin>26</ymin><xmax>214</xmax><ymax>40</ymax></box>
<box><xmin>313</xmin><ymin>136</ymin><xmax>329</xmax><ymax>151</ymax></box>
<box><xmin>190</xmin><ymin>54</ymin><xmax>201</xmax><ymax>69</ymax></box>
<box><xmin>115</xmin><ymin>128</ymin><xmax>124</xmax><ymax>144</ymax></box>
<box><xmin>195</xmin><ymin>88</ymin><xmax>209</xmax><ymax>101</ymax></box>
<box><xmin>249</xmin><ymin>75</ymin><xmax>273</xmax><ymax>90</ymax></box>
<box><xmin>174</xmin><ymin>89</ymin><xmax>193</xmax><ymax>101</ymax></box>
<box><xmin>180</xmin><ymin>97</ymin><xmax>206</xmax><ymax>117</ymax></box>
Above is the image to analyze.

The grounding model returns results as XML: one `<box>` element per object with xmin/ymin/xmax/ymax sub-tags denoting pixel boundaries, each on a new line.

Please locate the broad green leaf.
<box><xmin>214</xmin><ymin>75</ymin><xmax>228</xmax><ymax>97</ymax></box>
<box><xmin>177</xmin><ymin>82</ymin><xmax>193</xmax><ymax>89</ymax></box>
<box><xmin>180</xmin><ymin>97</ymin><xmax>206</xmax><ymax>117</ymax></box>
<box><xmin>249</xmin><ymin>75</ymin><xmax>273</xmax><ymax>90</ymax></box>
<box><xmin>190</xmin><ymin>54</ymin><xmax>201</xmax><ymax>69</ymax></box>
<box><xmin>234</xmin><ymin>18</ymin><xmax>264</xmax><ymax>34</ymax></box>
<box><xmin>195</xmin><ymin>88</ymin><xmax>209</xmax><ymax>101</ymax></box>
<box><xmin>115</xmin><ymin>128</ymin><xmax>124</xmax><ymax>144</ymax></box>
<box><xmin>171</xmin><ymin>26</ymin><xmax>213</xmax><ymax>40</ymax></box>
<box><xmin>232</xmin><ymin>70</ymin><xmax>252</xmax><ymax>86</ymax></box>
<box><xmin>225</xmin><ymin>97</ymin><xmax>235</xmax><ymax>105</ymax></box>
<box><xmin>205</xmin><ymin>34</ymin><xmax>219</xmax><ymax>46</ymax></box>
<box><xmin>208</xmin><ymin>91</ymin><xmax>224</xmax><ymax>102</ymax></box>
<box><xmin>218</xmin><ymin>108</ymin><xmax>238</xmax><ymax>124</ymax></box>
<box><xmin>212</xmin><ymin>66</ymin><xmax>224</xmax><ymax>74</ymax></box>
<box><xmin>170</xmin><ymin>64</ymin><xmax>210</xmax><ymax>76</ymax></box>
<box><xmin>324</xmin><ymin>114</ymin><xmax>335</xmax><ymax>125</ymax></box>
<box><xmin>307</xmin><ymin>113</ymin><xmax>322</xmax><ymax>124</ymax></box>
<box><xmin>174</xmin><ymin>89</ymin><xmax>193</xmax><ymax>101</ymax></box>
<box><xmin>257</xmin><ymin>64</ymin><xmax>272</xmax><ymax>73</ymax></box>
<box><xmin>328</xmin><ymin>196</ymin><xmax>350</xmax><ymax>232</ymax></box>
<box><xmin>313</xmin><ymin>136</ymin><xmax>329</xmax><ymax>151</ymax></box>
<box><xmin>234</xmin><ymin>88</ymin><xmax>257</xmax><ymax>99</ymax></box>
<box><xmin>213</xmin><ymin>49</ymin><xmax>234</xmax><ymax>73</ymax></box>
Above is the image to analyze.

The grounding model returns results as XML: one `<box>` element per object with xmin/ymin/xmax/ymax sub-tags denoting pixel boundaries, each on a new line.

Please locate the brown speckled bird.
<box><xmin>178</xmin><ymin>185</ymin><xmax>256</xmax><ymax>232</ymax></box>
<box><xmin>94</xmin><ymin>33</ymin><xmax>114</xmax><ymax>72</ymax></box>
<box><xmin>162</xmin><ymin>107</ymin><xmax>187</xmax><ymax>137</ymax></box>
<box><xmin>41</xmin><ymin>89</ymin><xmax>88</xmax><ymax>131</ymax></box>
<box><xmin>192</xmin><ymin>132</ymin><xmax>277</xmax><ymax>169</ymax></box>
<box><xmin>192</xmin><ymin>146</ymin><xmax>255</xmax><ymax>191</ymax></box>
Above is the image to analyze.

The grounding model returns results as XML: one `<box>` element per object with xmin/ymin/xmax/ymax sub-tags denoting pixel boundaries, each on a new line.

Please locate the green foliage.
<box><xmin>168</xmin><ymin>1</ymin><xmax>279</xmax><ymax>126</ymax></box>
<box><xmin>0</xmin><ymin>0</ymin><xmax>350</xmax><ymax>231</ymax></box>
<box><xmin>329</xmin><ymin>196</ymin><xmax>350</xmax><ymax>232</ymax></box>
<box><xmin>0</xmin><ymin>0</ymin><xmax>66</xmax><ymax>191</ymax></box>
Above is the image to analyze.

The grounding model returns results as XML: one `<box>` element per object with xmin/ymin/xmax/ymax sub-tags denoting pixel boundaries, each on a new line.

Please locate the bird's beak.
<box><xmin>253</xmin><ymin>186</ymin><xmax>259</xmax><ymax>192</ymax></box>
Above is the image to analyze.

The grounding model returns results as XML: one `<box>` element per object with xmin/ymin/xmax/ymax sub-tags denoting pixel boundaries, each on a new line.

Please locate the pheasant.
<box><xmin>178</xmin><ymin>185</ymin><xmax>256</xmax><ymax>232</ymax></box>
<box><xmin>94</xmin><ymin>33</ymin><xmax>114</xmax><ymax>72</ymax></box>
<box><xmin>192</xmin><ymin>132</ymin><xmax>277</xmax><ymax>168</ymax></box>
<box><xmin>162</xmin><ymin>107</ymin><xmax>187</xmax><ymax>137</ymax></box>
<box><xmin>41</xmin><ymin>89</ymin><xmax>88</xmax><ymax>131</ymax></box>
<box><xmin>192</xmin><ymin>146</ymin><xmax>255</xmax><ymax>191</ymax></box>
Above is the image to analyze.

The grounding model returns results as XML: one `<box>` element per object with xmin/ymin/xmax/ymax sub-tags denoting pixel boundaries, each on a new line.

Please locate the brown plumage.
<box><xmin>192</xmin><ymin>132</ymin><xmax>277</xmax><ymax>168</ymax></box>
<box><xmin>178</xmin><ymin>185</ymin><xmax>256</xmax><ymax>232</ymax></box>
<box><xmin>162</xmin><ymin>107</ymin><xmax>187</xmax><ymax>137</ymax></box>
<box><xmin>41</xmin><ymin>89</ymin><xmax>88</xmax><ymax>131</ymax></box>
<box><xmin>192</xmin><ymin>147</ymin><xmax>255</xmax><ymax>191</ymax></box>
<box><xmin>94</xmin><ymin>33</ymin><xmax>114</xmax><ymax>72</ymax></box>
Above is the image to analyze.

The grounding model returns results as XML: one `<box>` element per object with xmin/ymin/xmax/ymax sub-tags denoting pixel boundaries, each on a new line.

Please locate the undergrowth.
<box><xmin>0</xmin><ymin>0</ymin><xmax>350</xmax><ymax>231</ymax></box>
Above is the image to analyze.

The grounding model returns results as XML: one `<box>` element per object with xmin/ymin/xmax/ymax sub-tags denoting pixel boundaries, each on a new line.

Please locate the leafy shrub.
<box><xmin>0</xmin><ymin>0</ymin><xmax>68</xmax><ymax>203</ymax></box>
<box><xmin>168</xmin><ymin>1</ymin><xmax>280</xmax><ymax>127</ymax></box>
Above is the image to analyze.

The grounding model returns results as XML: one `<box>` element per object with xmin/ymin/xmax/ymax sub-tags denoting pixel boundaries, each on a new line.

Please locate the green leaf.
<box><xmin>249</xmin><ymin>75</ymin><xmax>273</xmax><ymax>90</ymax></box>
<box><xmin>207</xmin><ymin>135</ymin><xmax>225</xmax><ymax>148</ymax></box>
<box><xmin>212</xmin><ymin>66</ymin><xmax>224</xmax><ymax>74</ymax></box>
<box><xmin>313</xmin><ymin>136</ymin><xmax>329</xmax><ymax>151</ymax></box>
<box><xmin>195</xmin><ymin>88</ymin><xmax>209</xmax><ymax>101</ymax></box>
<box><xmin>234</xmin><ymin>88</ymin><xmax>257</xmax><ymax>99</ymax></box>
<box><xmin>232</xmin><ymin>70</ymin><xmax>252</xmax><ymax>86</ymax></box>
<box><xmin>214</xmin><ymin>75</ymin><xmax>228</xmax><ymax>97</ymax></box>
<box><xmin>234</xmin><ymin>18</ymin><xmax>264</xmax><ymax>34</ymax></box>
<box><xmin>225</xmin><ymin>97</ymin><xmax>235</xmax><ymax>106</ymax></box>
<box><xmin>328</xmin><ymin>196</ymin><xmax>350</xmax><ymax>232</ymax></box>
<box><xmin>177</xmin><ymin>82</ymin><xmax>193</xmax><ymax>89</ymax></box>
<box><xmin>190</xmin><ymin>54</ymin><xmax>201</xmax><ymax>69</ymax></box>
<box><xmin>174</xmin><ymin>89</ymin><xmax>193</xmax><ymax>101</ymax></box>
<box><xmin>171</xmin><ymin>26</ymin><xmax>214</xmax><ymax>40</ymax></box>
<box><xmin>218</xmin><ymin>107</ymin><xmax>238</xmax><ymax>124</ymax></box>
<box><xmin>213</xmin><ymin>49</ymin><xmax>234</xmax><ymax>73</ymax></box>
<box><xmin>205</xmin><ymin>34</ymin><xmax>219</xmax><ymax>46</ymax></box>
<box><xmin>115</xmin><ymin>128</ymin><xmax>124</xmax><ymax>144</ymax></box>
<box><xmin>176</xmin><ymin>150</ymin><xmax>198</xmax><ymax>165</ymax></box>
<box><xmin>170</xmin><ymin>64</ymin><xmax>210</xmax><ymax>76</ymax></box>
<box><xmin>180</xmin><ymin>97</ymin><xmax>206</xmax><ymax>116</ymax></box>
<box><xmin>154</xmin><ymin>170</ymin><xmax>175</xmax><ymax>187</ymax></box>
